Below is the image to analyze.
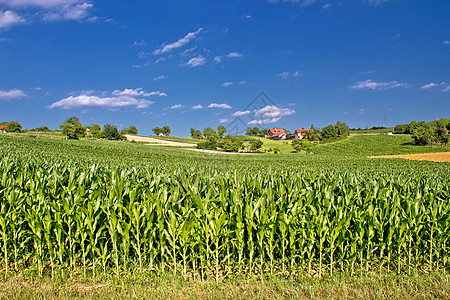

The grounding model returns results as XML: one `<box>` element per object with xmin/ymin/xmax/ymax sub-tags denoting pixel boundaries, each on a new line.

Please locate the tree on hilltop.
<box><xmin>60</xmin><ymin>116</ymin><xmax>85</xmax><ymax>139</ymax></box>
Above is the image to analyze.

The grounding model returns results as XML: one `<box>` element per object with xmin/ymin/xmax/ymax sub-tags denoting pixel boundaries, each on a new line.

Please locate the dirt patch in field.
<box><xmin>124</xmin><ymin>135</ymin><xmax>194</xmax><ymax>147</ymax></box>
<box><xmin>370</xmin><ymin>152</ymin><xmax>450</xmax><ymax>162</ymax></box>
<box><xmin>186</xmin><ymin>149</ymin><xmax>257</xmax><ymax>155</ymax></box>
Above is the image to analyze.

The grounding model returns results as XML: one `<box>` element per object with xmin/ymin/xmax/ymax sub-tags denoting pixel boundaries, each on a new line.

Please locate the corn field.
<box><xmin>0</xmin><ymin>135</ymin><xmax>449</xmax><ymax>278</ymax></box>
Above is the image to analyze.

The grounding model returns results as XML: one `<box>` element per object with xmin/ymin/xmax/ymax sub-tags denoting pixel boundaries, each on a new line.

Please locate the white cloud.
<box><xmin>443</xmin><ymin>41</ymin><xmax>450</xmax><ymax>45</ymax></box>
<box><xmin>214</xmin><ymin>56</ymin><xmax>222</xmax><ymax>63</ymax></box>
<box><xmin>421</xmin><ymin>83</ymin><xmax>438</xmax><ymax>89</ymax></box>
<box><xmin>180</xmin><ymin>46</ymin><xmax>197</xmax><ymax>56</ymax></box>
<box><xmin>219</xmin><ymin>118</ymin><xmax>230</xmax><ymax>123</ymax></box>
<box><xmin>442</xmin><ymin>82</ymin><xmax>450</xmax><ymax>92</ymax></box>
<box><xmin>359</xmin><ymin>108</ymin><xmax>365</xmax><ymax>114</ymax></box>
<box><xmin>170</xmin><ymin>104</ymin><xmax>184</xmax><ymax>109</ymax></box>
<box><xmin>239</xmin><ymin>81</ymin><xmax>248</xmax><ymax>85</ymax></box>
<box><xmin>268</xmin><ymin>0</ymin><xmax>321</xmax><ymax>6</ymax></box>
<box><xmin>248</xmin><ymin>118</ymin><xmax>280</xmax><ymax>125</ymax></box>
<box><xmin>278</xmin><ymin>72</ymin><xmax>290</xmax><ymax>79</ymax></box>
<box><xmin>0</xmin><ymin>0</ymin><xmax>94</xmax><ymax>22</ymax></box>
<box><xmin>0</xmin><ymin>10</ymin><xmax>25</xmax><ymax>29</ymax></box>
<box><xmin>183</xmin><ymin>55</ymin><xmax>206</xmax><ymax>67</ymax></box>
<box><xmin>192</xmin><ymin>104</ymin><xmax>203</xmax><ymax>110</ymax></box>
<box><xmin>254</xmin><ymin>105</ymin><xmax>295</xmax><ymax>119</ymax></box>
<box><xmin>232</xmin><ymin>110</ymin><xmax>251</xmax><ymax>117</ymax></box>
<box><xmin>208</xmin><ymin>103</ymin><xmax>232</xmax><ymax>109</ymax></box>
<box><xmin>49</xmin><ymin>94</ymin><xmax>154</xmax><ymax>110</ymax></box>
<box><xmin>351</xmin><ymin>79</ymin><xmax>408</xmax><ymax>90</ymax></box>
<box><xmin>0</xmin><ymin>88</ymin><xmax>26</xmax><ymax>100</ymax></box>
<box><xmin>278</xmin><ymin>71</ymin><xmax>300</xmax><ymax>79</ymax></box>
<box><xmin>43</xmin><ymin>2</ymin><xmax>92</xmax><ymax>21</ymax></box>
<box><xmin>153</xmin><ymin>75</ymin><xmax>167</xmax><ymax>81</ymax></box>
<box><xmin>153</xmin><ymin>28</ymin><xmax>203</xmax><ymax>55</ymax></box>
<box><xmin>322</xmin><ymin>3</ymin><xmax>330</xmax><ymax>9</ymax></box>
<box><xmin>247</xmin><ymin>105</ymin><xmax>295</xmax><ymax>125</ymax></box>
<box><xmin>133</xmin><ymin>40</ymin><xmax>145</xmax><ymax>46</ymax></box>
<box><xmin>227</xmin><ymin>51</ymin><xmax>243</xmax><ymax>58</ymax></box>
<box><xmin>366</xmin><ymin>0</ymin><xmax>388</xmax><ymax>6</ymax></box>
<box><xmin>0</xmin><ymin>0</ymin><xmax>82</xmax><ymax>8</ymax></box>
<box><xmin>112</xmin><ymin>88</ymin><xmax>167</xmax><ymax>97</ymax></box>
<box><xmin>222</xmin><ymin>82</ymin><xmax>233</xmax><ymax>87</ymax></box>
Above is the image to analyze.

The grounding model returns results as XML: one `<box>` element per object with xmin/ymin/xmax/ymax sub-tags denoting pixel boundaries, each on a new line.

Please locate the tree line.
<box><xmin>394</xmin><ymin>118</ymin><xmax>449</xmax><ymax>145</ymax></box>
<box><xmin>60</xmin><ymin>116</ymin><xmax>139</xmax><ymax>140</ymax></box>
<box><xmin>189</xmin><ymin>125</ymin><xmax>263</xmax><ymax>152</ymax></box>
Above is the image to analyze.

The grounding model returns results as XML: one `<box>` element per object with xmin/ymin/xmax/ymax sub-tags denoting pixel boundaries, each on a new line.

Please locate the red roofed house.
<box><xmin>0</xmin><ymin>125</ymin><xmax>5</xmax><ymax>133</ymax></box>
<box><xmin>292</xmin><ymin>129</ymin><xmax>313</xmax><ymax>140</ymax></box>
<box><xmin>266</xmin><ymin>128</ymin><xmax>286</xmax><ymax>140</ymax></box>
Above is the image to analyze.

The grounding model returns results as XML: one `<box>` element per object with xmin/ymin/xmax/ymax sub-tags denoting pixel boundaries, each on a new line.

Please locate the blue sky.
<box><xmin>0</xmin><ymin>0</ymin><xmax>449</xmax><ymax>136</ymax></box>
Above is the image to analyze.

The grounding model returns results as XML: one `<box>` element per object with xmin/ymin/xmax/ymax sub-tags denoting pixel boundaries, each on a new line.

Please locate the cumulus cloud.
<box><xmin>442</xmin><ymin>82</ymin><xmax>450</xmax><ymax>92</ymax></box>
<box><xmin>0</xmin><ymin>10</ymin><xmax>25</xmax><ymax>29</ymax></box>
<box><xmin>359</xmin><ymin>108</ymin><xmax>365</xmax><ymax>114</ymax></box>
<box><xmin>42</xmin><ymin>2</ymin><xmax>92</xmax><ymax>21</ymax></box>
<box><xmin>421</xmin><ymin>83</ymin><xmax>438</xmax><ymax>89</ymax></box>
<box><xmin>351</xmin><ymin>79</ymin><xmax>408</xmax><ymax>90</ymax></box>
<box><xmin>443</xmin><ymin>41</ymin><xmax>450</xmax><ymax>45</ymax></box>
<box><xmin>153</xmin><ymin>75</ymin><xmax>167</xmax><ymax>81</ymax></box>
<box><xmin>247</xmin><ymin>105</ymin><xmax>295</xmax><ymax>124</ymax></box>
<box><xmin>192</xmin><ymin>104</ymin><xmax>203</xmax><ymax>110</ymax></box>
<box><xmin>366</xmin><ymin>0</ymin><xmax>388</xmax><ymax>6</ymax></box>
<box><xmin>153</xmin><ymin>28</ymin><xmax>203</xmax><ymax>55</ymax></box>
<box><xmin>219</xmin><ymin>118</ymin><xmax>230</xmax><ymax>123</ymax></box>
<box><xmin>183</xmin><ymin>55</ymin><xmax>206</xmax><ymax>67</ymax></box>
<box><xmin>180</xmin><ymin>46</ymin><xmax>197</xmax><ymax>56</ymax></box>
<box><xmin>254</xmin><ymin>105</ymin><xmax>295</xmax><ymax>118</ymax></box>
<box><xmin>112</xmin><ymin>88</ymin><xmax>167</xmax><ymax>97</ymax></box>
<box><xmin>248</xmin><ymin>118</ymin><xmax>281</xmax><ymax>125</ymax></box>
<box><xmin>49</xmin><ymin>95</ymin><xmax>154</xmax><ymax>110</ymax></box>
<box><xmin>227</xmin><ymin>51</ymin><xmax>243</xmax><ymax>58</ymax></box>
<box><xmin>208</xmin><ymin>103</ymin><xmax>232</xmax><ymax>109</ymax></box>
<box><xmin>0</xmin><ymin>0</ymin><xmax>82</xmax><ymax>8</ymax></box>
<box><xmin>170</xmin><ymin>104</ymin><xmax>184</xmax><ymax>109</ymax></box>
<box><xmin>214</xmin><ymin>56</ymin><xmax>222</xmax><ymax>63</ymax></box>
<box><xmin>278</xmin><ymin>71</ymin><xmax>300</xmax><ymax>79</ymax></box>
<box><xmin>222</xmin><ymin>82</ymin><xmax>233</xmax><ymax>87</ymax></box>
<box><xmin>232</xmin><ymin>110</ymin><xmax>251</xmax><ymax>117</ymax></box>
<box><xmin>0</xmin><ymin>0</ymin><xmax>94</xmax><ymax>22</ymax></box>
<box><xmin>133</xmin><ymin>40</ymin><xmax>145</xmax><ymax>46</ymax></box>
<box><xmin>0</xmin><ymin>88</ymin><xmax>26</xmax><ymax>100</ymax></box>
<box><xmin>49</xmin><ymin>88</ymin><xmax>163</xmax><ymax>109</ymax></box>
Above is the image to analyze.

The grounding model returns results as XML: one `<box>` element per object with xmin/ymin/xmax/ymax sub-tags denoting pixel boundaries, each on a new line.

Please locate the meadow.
<box><xmin>0</xmin><ymin>133</ymin><xmax>449</xmax><ymax>298</ymax></box>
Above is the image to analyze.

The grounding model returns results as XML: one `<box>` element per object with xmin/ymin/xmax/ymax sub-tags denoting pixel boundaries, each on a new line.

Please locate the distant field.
<box><xmin>349</xmin><ymin>127</ymin><xmax>394</xmax><ymax>134</ymax></box>
<box><xmin>372</xmin><ymin>152</ymin><xmax>450</xmax><ymax>162</ymax></box>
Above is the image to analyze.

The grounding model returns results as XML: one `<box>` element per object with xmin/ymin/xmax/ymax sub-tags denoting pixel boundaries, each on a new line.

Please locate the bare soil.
<box><xmin>124</xmin><ymin>135</ymin><xmax>194</xmax><ymax>147</ymax></box>
<box><xmin>370</xmin><ymin>152</ymin><xmax>450</xmax><ymax>162</ymax></box>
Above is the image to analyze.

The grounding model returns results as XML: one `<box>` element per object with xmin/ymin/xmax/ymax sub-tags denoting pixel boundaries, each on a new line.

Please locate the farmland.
<box><xmin>0</xmin><ymin>133</ymin><xmax>449</xmax><ymax>298</ymax></box>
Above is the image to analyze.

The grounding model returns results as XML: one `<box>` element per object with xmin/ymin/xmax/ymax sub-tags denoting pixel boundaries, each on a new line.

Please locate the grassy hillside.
<box><xmin>312</xmin><ymin>134</ymin><xmax>450</xmax><ymax>157</ymax></box>
<box><xmin>248</xmin><ymin>133</ymin><xmax>449</xmax><ymax>156</ymax></box>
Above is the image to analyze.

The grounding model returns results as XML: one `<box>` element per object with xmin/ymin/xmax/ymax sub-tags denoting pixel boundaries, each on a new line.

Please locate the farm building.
<box><xmin>291</xmin><ymin>129</ymin><xmax>313</xmax><ymax>139</ymax></box>
<box><xmin>266</xmin><ymin>128</ymin><xmax>286</xmax><ymax>140</ymax></box>
<box><xmin>0</xmin><ymin>125</ymin><xmax>5</xmax><ymax>133</ymax></box>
